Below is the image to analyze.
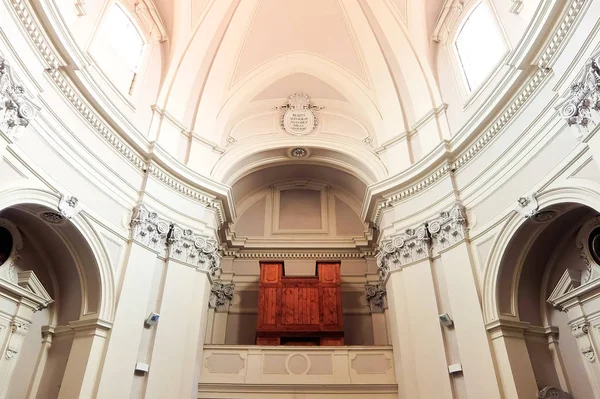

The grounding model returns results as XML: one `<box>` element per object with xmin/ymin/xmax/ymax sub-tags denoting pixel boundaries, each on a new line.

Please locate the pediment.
<box><xmin>547</xmin><ymin>269</ymin><xmax>581</xmax><ymax>305</ymax></box>
<box><xmin>17</xmin><ymin>270</ymin><xmax>53</xmax><ymax>306</ymax></box>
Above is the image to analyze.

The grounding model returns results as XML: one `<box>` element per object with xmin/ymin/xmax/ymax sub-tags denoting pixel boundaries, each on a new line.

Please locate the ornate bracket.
<box><xmin>5</xmin><ymin>321</ymin><xmax>30</xmax><ymax>360</ymax></box>
<box><xmin>557</xmin><ymin>51</ymin><xmax>600</xmax><ymax>140</ymax></box>
<box><xmin>0</xmin><ymin>56</ymin><xmax>39</xmax><ymax>141</ymax></box>
<box><xmin>209</xmin><ymin>281</ymin><xmax>235</xmax><ymax>311</ymax></box>
<box><xmin>365</xmin><ymin>283</ymin><xmax>386</xmax><ymax>313</ymax></box>
<box><xmin>515</xmin><ymin>194</ymin><xmax>539</xmax><ymax>218</ymax></box>
<box><xmin>58</xmin><ymin>194</ymin><xmax>81</xmax><ymax>219</ymax></box>
<box><xmin>571</xmin><ymin>322</ymin><xmax>596</xmax><ymax>363</ymax></box>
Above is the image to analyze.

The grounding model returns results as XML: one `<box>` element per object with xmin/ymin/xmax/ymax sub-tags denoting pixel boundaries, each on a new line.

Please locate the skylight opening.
<box><xmin>455</xmin><ymin>2</ymin><xmax>506</xmax><ymax>92</ymax></box>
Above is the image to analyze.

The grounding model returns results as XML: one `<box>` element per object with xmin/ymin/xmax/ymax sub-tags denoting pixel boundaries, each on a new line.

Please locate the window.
<box><xmin>90</xmin><ymin>3</ymin><xmax>144</xmax><ymax>94</ymax></box>
<box><xmin>455</xmin><ymin>2</ymin><xmax>506</xmax><ymax>92</ymax></box>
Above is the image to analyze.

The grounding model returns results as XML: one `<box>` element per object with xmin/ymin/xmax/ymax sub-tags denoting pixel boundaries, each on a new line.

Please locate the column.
<box><xmin>379</xmin><ymin>225</ymin><xmax>453</xmax><ymax>399</ymax></box>
<box><xmin>206</xmin><ymin>281</ymin><xmax>234</xmax><ymax>344</ymax></box>
<box><xmin>486</xmin><ymin>319</ymin><xmax>538</xmax><ymax>398</ymax></box>
<box><xmin>365</xmin><ymin>282</ymin><xmax>388</xmax><ymax>345</ymax></box>
<box><xmin>57</xmin><ymin>318</ymin><xmax>111</xmax><ymax>399</ymax></box>
<box><xmin>144</xmin><ymin>224</ymin><xmax>220</xmax><ymax>399</ymax></box>
<box><xmin>431</xmin><ymin>204</ymin><xmax>503</xmax><ymax>399</ymax></box>
<box><xmin>95</xmin><ymin>204</ymin><xmax>170</xmax><ymax>398</ymax></box>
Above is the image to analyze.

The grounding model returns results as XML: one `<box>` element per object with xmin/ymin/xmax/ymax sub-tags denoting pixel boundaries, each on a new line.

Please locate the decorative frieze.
<box><xmin>365</xmin><ymin>283</ymin><xmax>386</xmax><ymax>313</ymax></box>
<box><xmin>130</xmin><ymin>204</ymin><xmax>171</xmax><ymax>251</ymax></box>
<box><xmin>209</xmin><ymin>281</ymin><xmax>235</xmax><ymax>311</ymax></box>
<box><xmin>167</xmin><ymin>224</ymin><xmax>221</xmax><ymax>275</ymax></box>
<box><xmin>571</xmin><ymin>322</ymin><xmax>595</xmax><ymax>362</ymax></box>
<box><xmin>5</xmin><ymin>321</ymin><xmax>30</xmax><ymax>360</ymax></box>
<box><xmin>0</xmin><ymin>56</ymin><xmax>39</xmax><ymax>140</ymax></box>
<box><xmin>558</xmin><ymin>52</ymin><xmax>600</xmax><ymax>140</ymax></box>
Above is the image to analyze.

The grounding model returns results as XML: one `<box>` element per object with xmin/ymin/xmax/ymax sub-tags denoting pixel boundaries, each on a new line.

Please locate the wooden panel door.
<box><xmin>257</xmin><ymin>263</ymin><xmax>282</xmax><ymax>331</ymax></box>
<box><xmin>318</xmin><ymin>263</ymin><xmax>343</xmax><ymax>331</ymax></box>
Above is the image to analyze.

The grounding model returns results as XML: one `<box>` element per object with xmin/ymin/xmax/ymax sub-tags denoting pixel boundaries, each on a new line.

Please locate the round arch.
<box><xmin>482</xmin><ymin>180</ymin><xmax>600</xmax><ymax>324</ymax></box>
<box><xmin>0</xmin><ymin>183</ymin><xmax>116</xmax><ymax>322</ymax></box>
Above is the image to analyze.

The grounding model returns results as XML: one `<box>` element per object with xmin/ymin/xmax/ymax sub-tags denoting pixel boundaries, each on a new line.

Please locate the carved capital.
<box><xmin>377</xmin><ymin>224</ymin><xmax>430</xmax><ymax>278</ymax></box>
<box><xmin>0</xmin><ymin>56</ymin><xmax>39</xmax><ymax>141</ymax></box>
<box><xmin>130</xmin><ymin>204</ymin><xmax>170</xmax><ymax>251</ymax></box>
<box><xmin>557</xmin><ymin>53</ymin><xmax>600</xmax><ymax>141</ymax></box>
<box><xmin>571</xmin><ymin>322</ymin><xmax>596</xmax><ymax>362</ymax></box>
<box><xmin>428</xmin><ymin>203</ymin><xmax>467</xmax><ymax>249</ymax></box>
<box><xmin>209</xmin><ymin>281</ymin><xmax>235</xmax><ymax>311</ymax></box>
<box><xmin>5</xmin><ymin>321</ymin><xmax>30</xmax><ymax>360</ymax></box>
<box><xmin>365</xmin><ymin>283</ymin><xmax>386</xmax><ymax>313</ymax></box>
<box><xmin>167</xmin><ymin>225</ymin><xmax>221</xmax><ymax>275</ymax></box>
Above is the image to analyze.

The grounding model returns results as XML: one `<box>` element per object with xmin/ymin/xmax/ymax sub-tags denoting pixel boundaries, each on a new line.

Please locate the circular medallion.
<box><xmin>283</xmin><ymin>108</ymin><xmax>315</xmax><ymax>135</ymax></box>
<box><xmin>589</xmin><ymin>228</ymin><xmax>600</xmax><ymax>265</ymax></box>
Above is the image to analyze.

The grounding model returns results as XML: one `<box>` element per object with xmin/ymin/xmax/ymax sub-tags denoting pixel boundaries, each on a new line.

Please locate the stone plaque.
<box><xmin>276</xmin><ymin>93</ymin><xmax>322</xmax><ymax>135</ymax></box>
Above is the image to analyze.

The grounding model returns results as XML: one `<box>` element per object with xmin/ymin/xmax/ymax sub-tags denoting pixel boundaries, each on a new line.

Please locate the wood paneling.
<box><xmin>256</xmin><ymin>262</ymin><xmax>344</xmax><ymax>346</ymax></box>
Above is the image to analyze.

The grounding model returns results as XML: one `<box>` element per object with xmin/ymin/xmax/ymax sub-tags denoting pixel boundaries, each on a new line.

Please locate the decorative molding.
<box><xmin>275</xmin><ymin>93</ymin><xmax>323</xmax><ymax>136</ymax></box>
<box><xmin>515</xmin><ymin>193</ymin><xmax>539</xmax><ymax>218</ymax></box>
<box><xmin>571</xmin><ymin>322</ymin><xmax>595</xmax><ymax>362</ymax></box>
<box><xmin>129</xmin><ymin>204</ymin><xmax>170</xmax><ymax>251</ymax></box>
<box><xmin>365</xmin><ymin>283</ymin><xmax>386</xmax><ymax>313</ymax></box>
<box><xmin>0</xmin><ymin>218</ymin><xmax>23</xmax><ymax>284</ymax></box>
<box><xmin>58</xmin><ymin>193</ymin><xmax>81</xmax><ymax>219</ymax></box>
<box><xmin>377</xmin><ymin>224</ymin><xmax>431</xmax><ymax>278</ymax></box>
<box><xmin>17</xmin><ymin>270</ymin><xmax>53</xmax><ymax>309</ymax></box>
<box><xmin>167</xmin><ymin>224</ymin><xmax>221</xmax><ymax>275</ymax></box>
<box><xmin>209</xmin><ymin>281</ymin><xmax>235</xmax><ymax>311</ymax></box>
<box><xmin>133</xmin><ymin>0</ymin><xmax>168</xmax><ymax>43</ymax></box>
<box><xmin>5</xmin><ymin>321</ymin><xmax>30</xmax><ymax>360</ymax></box>
<box><xmin>575</xmin><ymin>216</ymin><xmax>600</xmax><ymax>284</ymax></box>
<box><xmin>73</xmin><ymin>0</ymin><xmax>85</xmax><ymax>16</ymax></box>
<box><xmin>510</xmin><ymin>0</ymin><xmax>524</xmax><ymax>14</ymax></box>
<box><xmin>427</xmin><ymin>203</ymin><xmax>467</xmax><ymax>249</ymax></box>
<box><xmin>548</xmin><ymin>269</ymin><xmax>582</xmax><ymax>306</ymax></box>
<box><xmin>0</xmin><ymin>55</ymin><xmax>40</xmax><ymax>141</ymax></box>
<box><xmin>537</xmin><ymin>386</ymin><xmax>572</xmax><ymax>399</ymax></box>
<box><xmin>40</xmin><ymin>211</ymin><xmax>66</xmax><ymax>225</ymax></box>
<box><xmin>222</xmin><ymin>250</ymin><xmax>376</xmax><ymax>259</ymax></box>
<box><xmin>557</xmin><ymin>50</ymin><xmax>600</xmax><ymax>140</ymax></box>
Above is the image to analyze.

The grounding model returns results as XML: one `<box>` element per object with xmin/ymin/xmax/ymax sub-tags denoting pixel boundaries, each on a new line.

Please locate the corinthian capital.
<box><xmin>377</xmin><ymin>224</ymin><xmax>430</xmax><ymax>279</ymax></box>
<box><xmin>130</xmin><ymin>204</ymin><xmax>170</xmax><ymax>251</ymax></box>
<box><xmin>167</xmin><ymin>224</ymin><xmax>221</xmax><ymax>275</ymax></box>
<box><xmin>428</xmin><ymin>203</ymin><xmax>467</xmax><ymax>249</ymax></box>
<box><xmin>0</xmin><ymin>56</ymin><xmax>40</xmax><ymax>141</ymax></box>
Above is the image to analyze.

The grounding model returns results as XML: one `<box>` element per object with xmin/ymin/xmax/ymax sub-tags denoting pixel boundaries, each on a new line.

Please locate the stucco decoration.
<box><xmin>350</xmin><ymin>353</ymin><xmax>391</xmax><ymax>374</ymax></box>
<box><xmin>428</xmin><ymin>203</ymin><xmax>467</xmax><ymax>249</ymax></box>
<box><xmin>5</xmin><ymin>321</ymin><xmax>30</xmax><ymax>360</ymax></box>
<box><xmin>0</xmin><ymin>56</ymin><xmax>39</xmax><ymax>141</ymax></box>
<box><xmin>558</xmin><ymin>51</ymin><xmax>600</xmax><ymax>140</ymax></box>
<box><xmin>168</xmin><ymin>225</ymin><xmax>221</xmax><ymax>275</ymax></box>
<box><xmin>275</xmin><ymin>93</ymin><xmax>324</xmax><ymax>135</ymax></box>
<box><xmin>205</xmin><ymin>353</ymin><xmax>245</xmax><ymax>374</ymax></box>
<box><xmin>130</xmin><ymin>204</ymin><xmax>170</xmax><ymax>252</ymax></box>
<box><xmin>58</xmin><ymin>194</ymin><xmax>81</xmax><ymax>219</ymax></box>
<box><xmin>377</xmin><ymin>224</ymin><xmax>430</xmax><ymax>279</ymax></box>
<box><xmin>209</xmin><ymin>281</ymin><xmax>235</xmax><ymax>311</ymax></box>
<box><xmin>365</xmin><ymin>283</ymin><xmax>386</xmax><ymax>313</ymax></box>
<box><xmin>0</xmin><ymin>218</ymin><xmax>23</xmax><ymax>284</ymax></box>
<box><xmin>515</xmin><ymin>194</ymin><xmax>540</xmax><ymax>218</ymax></box>
<box><xmin>571</xmin><ymin>322</ymin><xmax>595</xmax><ymax>362</ymax></box>
<box><xmin>575</xmin><ymin>216</ymin><xmax>600</xmax><ymax>284</ymax></box>
<box><xmin>537</xmin><ymin>386</ymin><xmax>572</xmax><ymax>399</ymax></box>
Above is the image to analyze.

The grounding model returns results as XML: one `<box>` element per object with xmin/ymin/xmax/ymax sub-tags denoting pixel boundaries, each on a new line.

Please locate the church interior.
<box><xmin>1</xmin><ymin>0</ymin><xmax>600</xmax><ymax>398</ymax></box>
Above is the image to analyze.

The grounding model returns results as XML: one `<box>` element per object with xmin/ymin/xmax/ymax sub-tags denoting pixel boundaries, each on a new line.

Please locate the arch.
<box><xmin>483</xmin><ymin>180</ymin><xmax>600</xmax><ymax>324</ymax></box>
<box><xmin>0</xmin><ymin>183</ymin><xmax>116</xmax><ymax>322</ymax></box>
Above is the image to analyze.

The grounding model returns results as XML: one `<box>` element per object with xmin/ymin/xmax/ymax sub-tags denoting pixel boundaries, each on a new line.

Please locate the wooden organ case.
<box><xmin>256</xmin><ymin>262</ymin><xmax>344</xmax><ymax>346</ymax></box>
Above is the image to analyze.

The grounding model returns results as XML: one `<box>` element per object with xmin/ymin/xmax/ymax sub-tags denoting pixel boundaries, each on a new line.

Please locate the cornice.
<box><xmin>222</xmin><ymin>249</ymin><xmax>376</xmax><ymax>259</ymax></box>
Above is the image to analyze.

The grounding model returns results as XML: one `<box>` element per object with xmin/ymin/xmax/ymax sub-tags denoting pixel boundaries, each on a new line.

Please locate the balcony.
<box><xmin>198</xmin><ymin>345</ymin><xmax>397</xmax><ymax>398</ymax></box>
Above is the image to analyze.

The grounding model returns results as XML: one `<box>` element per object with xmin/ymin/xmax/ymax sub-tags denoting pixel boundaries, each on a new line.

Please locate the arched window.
<box><xmin>90</xmin><ymin>3</ymin><xmax>145</xmax><ymax>94</ymax></box>
<box><xmin>455</xmin><ymin>2</ymin><xmax>506</xmax><ymax>92</ymax></box>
